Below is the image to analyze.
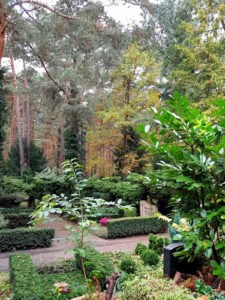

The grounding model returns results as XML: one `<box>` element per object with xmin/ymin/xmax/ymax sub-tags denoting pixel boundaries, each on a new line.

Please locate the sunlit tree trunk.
<box><xmin>10</xmin><ymin>56</ymin><xmax>25</xmax><ymax>175</ymax></box>
<box><xmin>23</xmin><ymin>60</ymin><xmax>31</xmax><ymax>167</ymax></box>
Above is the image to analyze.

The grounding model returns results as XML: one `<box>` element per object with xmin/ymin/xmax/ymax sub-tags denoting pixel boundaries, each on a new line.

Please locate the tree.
<box><xmin>7</xmin><ymin>139</ymin><xmax>46</xmax><ymax>176</ymax></box>
<box><xmin>86</xmin><ymin>43</ymin><xmax>160</xmax><ymax>177</ymax></box>
<box><xmin>0</xmin><ymin>67</ymin><xmax>6</xmax><ymax>190</ymax></box>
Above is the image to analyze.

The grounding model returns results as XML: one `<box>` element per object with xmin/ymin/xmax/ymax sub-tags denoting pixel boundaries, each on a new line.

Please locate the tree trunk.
<box><xmin>23</xmin><ymin>61</ymin><xmax>31</xmax><ymax>167</ymax></box>
<box><xmin>10</xmin><ymin>56</ymin><xmax>25</xmax><ymax>175</ymax></box>
<box><xmin>0</xmin><ymin>0</ymin><xmax>7</xmax><ymax>64</ymax></box>
<box><xmin>58</xmin><ymin>115</ymin><xmax>65</xmax><ymax>167</ymax></box>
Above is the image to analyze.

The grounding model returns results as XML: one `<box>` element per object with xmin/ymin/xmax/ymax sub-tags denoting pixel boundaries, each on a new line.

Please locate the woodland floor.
<box><xmin>0</xmin><ymin>215</ymin><xmax>168</xmax><ymax>271</ymax></box>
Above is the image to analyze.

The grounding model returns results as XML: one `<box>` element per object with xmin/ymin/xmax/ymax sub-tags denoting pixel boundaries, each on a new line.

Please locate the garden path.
<box><xmin>0</xmin><ymin>216</ymin><xmax>167</xmax><ymax>271</ymax></box>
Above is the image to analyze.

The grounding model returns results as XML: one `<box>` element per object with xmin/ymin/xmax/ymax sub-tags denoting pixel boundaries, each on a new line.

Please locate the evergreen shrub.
<box><xmin>107</xmin><ymin>216</ymin><xmax>167</xmax><ymax>238</ymax></box>
<box><xmin>120</xmin><ymin>256</ymin><xmax>136</xmax><ymax>274</ymax></box>
<box><xmin>148</xmin><ymin>233</ymin><xmax>170</xmax><ymax>255</ymax></box>
<box><xmin>134</xmin><ymin>242</ymin><xmax>148</xmax><ymax>255</ymax></box>
<box><xmin>75</xmin><ymin>245</ymin><xmax>113</xmax><ymax>287</ymax></box>
<box><xmin>0</xmin><ymin>227</ymin><xmax>54</xmax><ymax>252</ymax></box>
<box><xmin>3</xmin><ymin>212</ymin><xmax>31</xmax><ymax>229</ymax></box>
<box><xmin>140</xmin><ymin>249</ymin><xmax>159</xmax><ymax>266</ymax></box>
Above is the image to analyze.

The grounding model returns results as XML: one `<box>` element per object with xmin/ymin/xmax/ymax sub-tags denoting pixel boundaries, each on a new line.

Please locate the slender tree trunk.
<box><xmin>58</xmin><ymin>115</ymin><xmax>65</xmax><ymax>167</ymax></box>
<box><xmin>9</xmin><ymin>95</ymin><xmax>16</xmax><ymax>149</ymax></box>
<box><xmin>23</xmin><ymin>61</ymin><xmax>31</xmax><ymax>167</ymax></box>
<box><xmin>10</xmin><ymin>56</ymin><xmax>25</xmax><ymax>175</ymax></box>
<box><xmin>0</xmin><ymin>0</ymin><xmax>7</xmax><ymax>64</ymax></box>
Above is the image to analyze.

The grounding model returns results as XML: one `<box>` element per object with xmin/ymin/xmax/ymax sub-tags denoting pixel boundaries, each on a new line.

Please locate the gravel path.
<box><xmin>0</xmin><ymin>216</ymin><xmax>167</xmax><ymax>271</ymax></box>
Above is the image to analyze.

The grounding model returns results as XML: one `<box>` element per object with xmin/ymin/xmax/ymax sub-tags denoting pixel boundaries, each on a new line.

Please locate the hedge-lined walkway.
<box><xmin>0</xmin><ymin>216</ymin><xmax>167</xmax><ymax>271</ymax></box>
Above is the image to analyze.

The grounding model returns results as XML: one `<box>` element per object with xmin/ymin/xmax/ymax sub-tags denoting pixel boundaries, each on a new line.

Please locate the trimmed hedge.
<box><xmin>3</xmin><ymin>213</ymin><xmax>31</xmax><ymax>229</ymax></box>
<box><xmin>9</xmin><ymin>254</ymin><xmax>44</xmax><ymax>300</ymax></box>
<box><xmin>107</xmin><ymin>216</ymin><xmax>167</xmax><ymax>238</ymax></box>
<box><xmin>0</xmin><ymin>207</ymin><xmax>33</xmax><ymax>214</ymax></box>
<box><xmin>75</xmin><ymin>245</ymin><xmax>113</xmax><ymax>287</ymax></box>
<box><xmin>0</xmin><ymin>227</ymin><xmax>55</xmax><ymax>252</ymax></box>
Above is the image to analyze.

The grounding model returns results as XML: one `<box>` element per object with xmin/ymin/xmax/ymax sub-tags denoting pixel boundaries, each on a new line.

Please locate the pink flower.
<box><xmin>99</xmin><ymin>217</ymin><xmax>112</xmax><ymax>226</ymax></box>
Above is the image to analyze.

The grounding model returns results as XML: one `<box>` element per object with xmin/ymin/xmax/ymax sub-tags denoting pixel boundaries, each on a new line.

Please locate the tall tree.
<box><xmin>0</xmin><ymin>67</ymin><xmax>6</xmax><ymax>190</ymax></box>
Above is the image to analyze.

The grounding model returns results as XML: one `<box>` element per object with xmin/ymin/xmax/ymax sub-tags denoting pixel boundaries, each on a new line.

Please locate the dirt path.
<box><xmin>0</xmin><ymin>216</ymin><xmax>167</xmax><ymax>271</ymax></box>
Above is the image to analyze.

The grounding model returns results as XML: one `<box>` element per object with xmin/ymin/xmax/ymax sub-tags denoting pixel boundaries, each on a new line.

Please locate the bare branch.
<box><xmin>26</xmin><ymin>43</ymin><xmax>70</xmax><ymax>103</ymax></box>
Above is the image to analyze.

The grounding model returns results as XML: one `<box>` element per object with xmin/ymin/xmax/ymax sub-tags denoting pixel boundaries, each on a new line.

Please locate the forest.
<box><xmin>0</xmin><ymin>0</ymin><xmax>224</xmax><ymax>180</ymax></box>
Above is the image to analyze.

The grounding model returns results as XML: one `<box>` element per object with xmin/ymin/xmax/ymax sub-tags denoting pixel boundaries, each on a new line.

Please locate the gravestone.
<box><xmin>140</xmin><ymin>200</ymin><xmax>158</xmax><ymax>217</ymax></box>
<box><xmin>164</xmin><ymin>243</ymin><xmax>203</xmax><ymax>278</ymax></box>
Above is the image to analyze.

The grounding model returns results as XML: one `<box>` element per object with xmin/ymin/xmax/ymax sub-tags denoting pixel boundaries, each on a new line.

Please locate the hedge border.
<box><xmin>0</xmin><ymin>227</ymin><xmax>55</xmax><ymax>252</ymax></box>
<box><xmin>106</xmin><ymin>216</ymin><xmax>167</xmax><ymax>238</ymax></box>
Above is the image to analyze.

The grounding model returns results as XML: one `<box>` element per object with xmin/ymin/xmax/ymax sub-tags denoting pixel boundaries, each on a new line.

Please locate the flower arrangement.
<box><xmin>99</xmin><ymin>217</ymin><xmax>112</xmax><ymax>226</ymax></box>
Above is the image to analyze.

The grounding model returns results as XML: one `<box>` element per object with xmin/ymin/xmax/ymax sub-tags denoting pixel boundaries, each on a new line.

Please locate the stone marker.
<box><xmin>164</xmin><ymin>243</ymin><xmax>202</xmax><ymax>278</ymax></box>
<box><xmin>140</xmin><ymin>200</ymin><xmax>158</xmax><ymax>216</ymax></box>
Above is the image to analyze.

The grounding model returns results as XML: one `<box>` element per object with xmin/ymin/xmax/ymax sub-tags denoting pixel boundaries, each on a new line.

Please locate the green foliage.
<box><xmin>0</xmin><ymin>228</ymin><xmax>54</xmax><ymax>252</ymax></box>
<box><xmin>9</xmin><ymin>254</ymin><xmax>85</xmax><ymax>300</ymax></box>
<box><xmin>118</xmin><ymin>276</ymin><xmax>195</xmax><ymax>300</ymax></box>
<box><xmin>124</xmin><ymin>207</ymin><xmax>137</xmax><ymax>217</ymax></box>
<box><xmin>107</xmin><ymin>216</ymin><xmax>167</xmax><ymax>238</ymax></box>
<box><xmin>195</xmin><ymin>279</ymin><xmax>225</xmax><ymax>300</ymax></box>
<box><xmin>3</xmin><ymin>212</ymin><xmax>31</xmax><ymax>229</ymax></box>
<box><xmin>64</xmin><ymin>127</ymin><xmax>84</xmax><ymax>164</ymax></box>
<box><xmin>120</xmin><ymin>255</ymin><xmax>136</xmax><ymax>274</ymax></box>
<box><xmin>7</xmin><ymin>139</ymin><xmax>47</xmax><ymax>176</ymax></box>
<box><xmin>148</xmin><ymin>233</ymin><xmax>170</xmax><ymax>255</ymax></box>
<box><xmin>134</xmin><ymin>243</ymin><xmax>148</xmax><ymax>256</ymax></box>
<box><xmin>140</xmin><ymin>93</ymin><xmax>225</xmax><ymax>277</ymax></box>
<box><xmin>0</xmin><ymin>214</ymin><xmax>8</xmax><ymax>230</ymax></box>
<box><xmin>140</xmin><ymin>249</ymin><xmax>159</xmax><ymax>266</ymax></box>
<box><xmin>0</xmin><ymin>207</ymin><xmax>33</xmax><ymax>214</ymax></box>
<box><xmin>36</xmin><ymin>259</ymin><xmax>76</xmax><ymax>274</ymax></box>
<box><xmin>9</xmin><ymin>254</ymin><xmax>43</xmax><ymax>300</ymax></box>
<box><xmin>75</xmin><ymin>245</ymin><xmax>113</xmax><ymax>288</ymax></box>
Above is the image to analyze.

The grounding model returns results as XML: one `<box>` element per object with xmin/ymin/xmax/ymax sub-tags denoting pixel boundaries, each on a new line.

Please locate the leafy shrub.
<box><xmin>140</xmin><ymin>249</ymin><xmax>159</xmax><ymax>266</ymax></box>
<box><xmin>148</xmin><ymin>233</ymin><xmax>170</xmax><ymax>255</ymax></box>
<box><xmin>0</xmin><ymin>207</ymin><xmax>33</xmax><ymax>214</ymax></box>
<box><xmin>134</xmin><ymin>243</ymin><xmax>148</xmax><ymax>255</ymax></box>
<box><xmin>0</xmin><ymin>194</ymin><xmax>21</xmax><ymax>208</ymax></box>
<box><xmin>0</xmin><ymin>227</ymin><xmax>54</xmax><ymax>252</ymax></box>
<box><xmin>119</xmin><ymin>276</ymin><xmax>195</xmax><ymax>300</ymax></box>
<box><xmin>120</xmin><ymin>256</ymin><xmax>136</xmax><ymax>274</ymax></box>
<box><xmin>75</xmin><ymin>245</ymin><xmax>113</xmax><ymax>288</ymax></box>
<box><xmin>99</xmin><ymin>217</ymin><xmax>113</xmax><ymax>226</ymax></box>
<box><xmin>36</xmin><ymin>259</ymin><xmax>76</xmax><ymax>274</ymax></box>
<box><xmin>107</xmin><ymin>216</ymin><xmax>167</xmax><ymax>238</ymax></box>
<box><xmin>124</xmin><ymin>207</ymin><xmax>137</xmax><ymax>217</ymax></box>
<box><xmin>89</xmin><ymin>206</ymin><xmax>124</xmax><ymax>221</ymax></box>
<box><xmin>3</xmin><ymin>213</ymin><xmax>31</xmax><ymax>229</ymax></box>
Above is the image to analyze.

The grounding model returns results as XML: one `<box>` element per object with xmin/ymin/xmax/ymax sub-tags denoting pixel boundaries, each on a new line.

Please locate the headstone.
<box><xmin>140</xmin><ymin>200</ymin><xmax>158</xmax><ymax>217</ymax></box>
<box><xmin>164</xmin><ymin>243</ymin><xmax>203</xmax><ymax>278</ymax></box>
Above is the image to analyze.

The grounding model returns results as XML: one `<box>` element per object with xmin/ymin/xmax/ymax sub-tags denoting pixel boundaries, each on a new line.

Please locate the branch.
<box><xmin>26</xmin><ymin>43</ymin><xmax>70</xmax><ymax>103</ymax></box>
<box><xmin>15</xmin><ymin>0</ymin><xmax>76</xmax><ymax>20</ymax></box>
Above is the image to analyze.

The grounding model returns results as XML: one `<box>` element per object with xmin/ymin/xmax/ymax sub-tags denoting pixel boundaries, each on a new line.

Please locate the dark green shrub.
<box><xmin>148</xmin><ymin>233</ymin><xmax>170</xmax><ymax>255</ymax></box>
<box><xmin>9</xmin><ymin>254</ymin><xmax>44</xmax><ymax>300</ymax></box>
<box><xmin>120</xmin><ymin>256</ymin><xmax>136</xmax><ymax>274</ymax></box>
<box><xmin>140</xmin><ymin>249</ymin><xmax>159</xmax><ymax>266</ymax></box>
<box><xmin>0</xmin><ymin>213</ymin><xmax>8</xmax><ymax>229</ymax></box>
<box><xmin>134</xmin><ymin>243</ymin><xmax>148</xmax><ymax>255</ymax></box>
<box><xmin>0</xmin><ymin>227</ymin><xmax>54</xmax><ymax>252</ymax></box>
<box><xmin>0</xmin><ymin>195</ymin><xmax>21</xmax><ymax>208</ymax></box>
<box><xmin>3</xmin><ymin>213</ymin><xmax>31</xmax><ymax>229</ymax></box>
<box><xmin>107</xmin><ymin>216</ymin><xmax>167</xmax><ymax>238</ymax></box>
<box><xmin>0</xmin><ymin>207</ymin><xmax>33</xmax><ymax>214</ymax></box>
<box><xmin>36</xmin><ymin>259</ymin><xmax>76</xmax><ymax>274</ymax></box>
<box><xmin>75</xmin><ymin>245</ymin><xmax>113</xmax><ymax>288</ymax></box>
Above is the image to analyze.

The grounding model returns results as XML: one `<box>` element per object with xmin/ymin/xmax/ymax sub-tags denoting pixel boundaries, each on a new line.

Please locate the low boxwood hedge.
<box><xmin>9</xmin><ymin>254</ymin><xmax>44</xmax><ymax>300</ymax></box>
<box><xmin>0</xmin><ymin>227</ymin><xmax>55</xmax><ymax>252</ymax></box>
<box><xmin>75</xmin><ymin>245</ymin><xmax>113</xmax><ymax>288</ymax></box>
<box><xmin>106</xmin><ymin>216</ymin><xmax>167</xmax><ymax>238</ymax></box>
<box><xmin>0</xmin><ymin>207</ymin><xmax>33</xmax><ymax>214</ymax></box>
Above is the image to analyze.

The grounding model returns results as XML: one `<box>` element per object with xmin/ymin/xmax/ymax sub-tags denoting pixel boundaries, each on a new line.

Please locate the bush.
<box><xmin>124</xmin><ymin>207</ymin><xmax>137</xmax><ymax>217</ymax></box>
<box><xmin>0</xmin><ymin>195</ymin><xmax>21</xmax><ymax>208</ymax></box>
<box><xmin>107</xmin><ymin>216</ymin><xmax>167</xmax><ymax>238</ymax></box>
<box><xmin>134</xmin><ymin>243</ymin><xmax>148</xmax><ymax>256</ymax></box>
<box><xmin>148</xmin><ymin>233</ymin><xmax>170</xmax><ymax>255</ymax></box>
<box><xmin>88</xmin><ymin>206</ymin><xmax>124</xmax><ymax>221</ymax></box>
<box><xmin>120</xmin><ymin>256</ymin><xmax>136</xmax><ymax>274</ymax></box>
<box><xmin>119</xmin><ymin>276</ymin><xmax>195</xmax><ymax>300</ymax></box>
<box><xmin>0</xmin><ymin>213</ymin><xmax>8</xmax><ymax>229</ymax></box>
<box><xmin>140</xmin><ymin>249</ymin><xmax>159</xmax><ymax>266</ymax></box>
<box><xmin>9</xmin><ymin>253</ymin><xmax>45</xmax><ymax>300</ymax></box>
<box><xmin>3</xmin><ymin>213</ymin><xmax>31</xmax><ymax>229</ymax></box>
<box><xmin>75</xmin><ymin>245</ymin><xmax>113</xmax><ymax>288</ymax></box>
<box><xmin>0</xmin><ymin>207</ymin><xmax>33</xmax><ymax>214</ymax></box>
<box><xmin>0</xmin><ymin>227</ymin><xmax>55</xmax><ymax>252</ymax></box>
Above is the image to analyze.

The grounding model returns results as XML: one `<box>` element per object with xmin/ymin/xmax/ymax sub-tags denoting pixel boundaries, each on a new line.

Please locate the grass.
<box><xmin>0</xmin><ymin>272</ymin><xmax>12</xmax><ymax>300</ymax></box>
